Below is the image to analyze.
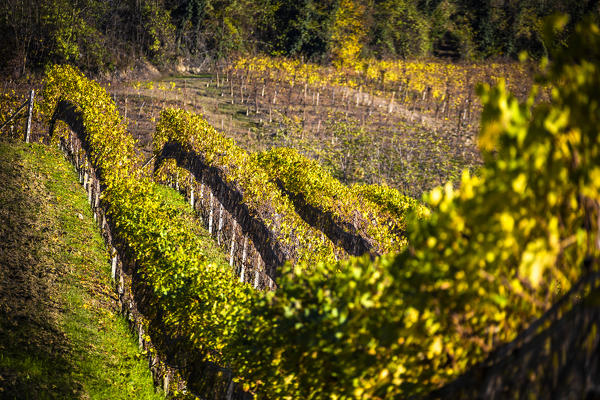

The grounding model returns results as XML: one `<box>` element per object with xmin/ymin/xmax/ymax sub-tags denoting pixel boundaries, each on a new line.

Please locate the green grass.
<box><xmin>0</xmin><ymin>139</ymin><xmax>163</xmax><ymax>399</ymax></box>
<box><xmin>152</xmin><ymin>184</ymin><xmax>230</xmax><ymax>267</ymax></box>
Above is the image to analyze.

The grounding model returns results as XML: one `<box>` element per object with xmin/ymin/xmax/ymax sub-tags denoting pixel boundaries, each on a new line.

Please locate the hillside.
<box><xmin>0</xmin><ymin>8</ymin><xmax>600</xmax><ymax>400</ymax></box>
<box><xmin>0</xmin><ymin>139</ymin><xmax>162</xmax><ymax>399</ymax></box>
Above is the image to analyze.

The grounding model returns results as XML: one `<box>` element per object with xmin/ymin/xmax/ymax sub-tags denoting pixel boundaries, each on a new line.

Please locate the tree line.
<box><xmin>1</xmin><ymin>0</ymin><xmax>598</xmax><ymax>76</ymax></box>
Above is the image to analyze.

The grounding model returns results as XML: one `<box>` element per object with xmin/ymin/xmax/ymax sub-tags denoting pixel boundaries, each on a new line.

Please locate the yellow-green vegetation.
<box><xmin>255</xmin><ymin>147</ymin><xmax>422</xmax><ymax>253</ymax></box>
<box><xmin>232</xmin><ymin>54</ymin><xmax>531</xmax><ymax>106</ymax></box>
<box><xmin>330</xmin><ymin>0</ymin><xmax>366</xmax><ymax>69</ymax></box>
<box><xmin>0</xmin><ymin>140</ymin><xmax>162</xmax><ymax>399</ymax></box>
<box><xmin>41</xmin><ymin>63</ymin><xmax>254</xmax><ymax>376</ymax></box>
<box><xmin>351</xmin><ymin>182</ymin><xmax>429</xmax><ymax>224</ymax></box>
<box><xmin>38</xmin><ymin>17</ymin><xmax>600</xmax><ymax>399</ymax></box>
<box><xmin>154</xmin><ymin>107</ymin><xmax>343</xmax><ymax>265</ymax></box>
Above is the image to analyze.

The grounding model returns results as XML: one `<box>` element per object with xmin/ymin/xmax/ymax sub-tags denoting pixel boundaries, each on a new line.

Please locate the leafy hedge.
<box><xmin>154</xmin><ymin>113</ymin><xmax>425</xmax><ymax>258</ymax></box>
<box><xmin>41</xmin><ymin>64</ymin><xmax>254</xmax><ymax>375</ymax></box>
<box><xmin>352</xmin><ymin>182</ymin><xmax>429</xmax><ymax>223</ymax></box>
<box><xmin>40</xmin><ymin>18</ymin><xmax>600</xmax><ymax>399</ymax></box>
<box><xmin>255</xmin><ymin>147</ymin><xmax>425</xmax><ymax>254</ymax></box>
<box><xmin>154</xmin><ymin>107</ymin><xmax>343</xmax><ymax>266</ymax></box>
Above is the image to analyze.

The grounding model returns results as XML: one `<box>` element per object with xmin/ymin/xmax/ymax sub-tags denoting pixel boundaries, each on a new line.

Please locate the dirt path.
<box><xmin>0</xmin><ymin>140</ymin><xmax>161</xmax><ymax>399</ymax></box>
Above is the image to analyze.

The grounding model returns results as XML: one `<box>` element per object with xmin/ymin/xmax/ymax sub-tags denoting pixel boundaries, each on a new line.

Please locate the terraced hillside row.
<box><xmin>153</xmin><ymin>108</ymin><xmax>425</xmax><ymax>273</ymax></box>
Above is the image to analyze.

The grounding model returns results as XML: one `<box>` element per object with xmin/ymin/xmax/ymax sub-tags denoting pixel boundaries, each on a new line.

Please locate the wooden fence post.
<box><xmin>217</xmin><ymin>204</ymin><xmax>224</xmax><ymax>245</ymax></box>
<box><xmin>189</xmin><ymin>175</ymin><xmax>195</xmax><ymax>207</ymax></box>
<box><xmin>25</xmin><ymin>89</ymin><xmax>34</xmax><ymax>143</ymax></box>
<box><xmin>388</xmin><ymin>91</ymin><xmax>395</xmax><ymax>114</ymax></box>
<box><xmin>229</xmin><ymin>220</ymin><xmax>237</xmax><ymax>266</ymax></box>
<box><xmin>208</xmin><ymin>192</ymin><xmax>214</xmax><ymax>234</ymax></box>
<box><xmin>254</xmin><ymin>258</ymin><xmax>261</xmax><ymax>289</ymax></box>
<box><xmin>111</xmin><ymin>248</ymin><xmax>118</xmax><ymax>281</ymax></box>
<box><xmin>240</xmin><ymin>235</ymin><xmax>248</xmax><ymax>283</ymax></box>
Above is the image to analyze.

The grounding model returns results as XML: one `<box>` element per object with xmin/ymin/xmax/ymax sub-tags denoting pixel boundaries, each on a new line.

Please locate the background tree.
<box><xmin>264</xmin><ymin>0</ymin><xmax>337</xmax><ymax>60</ymax></box>
<box><xmin>0</xmin><ymin>0</ymin><xmax>598</xmax><ymax>76</ymax></box>
<box><xmin>368</xmin><ymin>0</ymin><xmax>430</xmax><ymax>59</ymax></box>
<box><xmin>329</xmin><ymin>0</ymin><xmax>367</xmax><ymax>68</ymax></box>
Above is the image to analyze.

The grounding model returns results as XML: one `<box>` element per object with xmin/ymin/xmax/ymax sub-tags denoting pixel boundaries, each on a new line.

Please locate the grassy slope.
<box><xmin>152</xmin><ymin>184</ymin><xmax>229</xmax><ymax>267</ymax></box>
<box><xmin>0</xmin><ymin>139</ymin><xmax>163</xmax><ymax>399</ymax></box>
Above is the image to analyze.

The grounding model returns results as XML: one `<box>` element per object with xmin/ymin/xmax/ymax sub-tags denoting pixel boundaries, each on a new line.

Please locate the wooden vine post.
<box><xmin>0</xmin><ymin>88</ymin><xmax>35</xmax><ymax>140</ymax></box>
<box><xmin>25</xmin><ymin>89</ymin><xmax>35</xmax><ymax>143</ymax></box>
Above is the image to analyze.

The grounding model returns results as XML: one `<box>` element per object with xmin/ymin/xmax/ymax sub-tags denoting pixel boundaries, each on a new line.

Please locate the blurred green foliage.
<box><xmin>229</xmin><ymin>17</ymin><xmax>600</xmax><ymax>397</ymax></box>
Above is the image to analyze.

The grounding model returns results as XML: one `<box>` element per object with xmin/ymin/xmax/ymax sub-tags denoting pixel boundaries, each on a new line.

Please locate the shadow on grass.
<box><xmin>0</xmin><ymin>140</ymin><xmax>82</xmax><ymax>399</ymax></box>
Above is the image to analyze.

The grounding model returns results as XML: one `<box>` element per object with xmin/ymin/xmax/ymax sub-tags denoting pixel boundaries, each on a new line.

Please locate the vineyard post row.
<box><xmin>153</xmin><ymin>108</ymin><xmax>424</xmax><ymax>271</ymax></box>
<box><xmin>153</xmin><ymin>142</ymin><xmax>278</xmax><ymax>291</ymax></box>
<box><xmin>206</xmin><ymin>58</ymin><xmax>525</xmax><ymax>135</ymax></box>
<box><xmin>44</xmin><ymin>77</ymin><xmax>418</xmax><ymax>399</ymax></box>
<box><xmin>47</xmin><ymin>100</ymin><xmax>200</xmax><ymax>396</ymax></box>
<box><xmin>41</xmin><ymin>66</ymin><xmax>420</xmax><ymax>398</ymax></box>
